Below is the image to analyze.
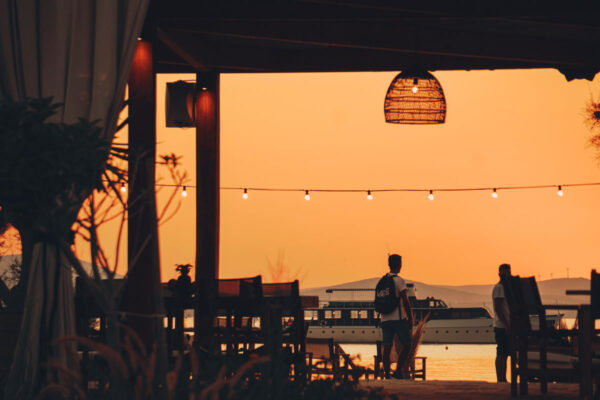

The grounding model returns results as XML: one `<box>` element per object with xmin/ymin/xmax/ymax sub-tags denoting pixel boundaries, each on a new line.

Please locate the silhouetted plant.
<box><xmin>585</xmin><ymin>96</ymin><xmax>600</xmax><ymax>160</ymax></box>
<box><xmin>398</xmin><ymin>314</ymin><xmax>429</xmax><ymax>376</ymax></box>
<box><xmin>0</xmin><ymin>98</ymin><xmax>116</xmax><ymax>312</ymax></box>
<box><xmin>266</xmin><ymin>250</ymin><xmax>308</xmax><ymax>284</ymax></box>
<box><xmin>64</xmin><ymin>134</ymin><xmax>188</xmax><ymax>400</ymax></box>
<box><xmin>0</xmin><ymin>97</ymin><xmax>112</xmax><ymax>222</ymax></box>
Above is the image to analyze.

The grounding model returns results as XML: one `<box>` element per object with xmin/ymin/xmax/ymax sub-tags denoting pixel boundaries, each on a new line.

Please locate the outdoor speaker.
<box><xmin>166</xmin><ymin>81</ymin><xmax>195</xmax><ymax>127</ymax></box>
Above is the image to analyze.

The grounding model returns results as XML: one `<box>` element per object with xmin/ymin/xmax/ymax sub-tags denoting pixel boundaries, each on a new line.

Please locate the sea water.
<box><xmin>342</xmin><ymin>344</ymin><xmax>500</xmax><ymax>381</ymax></box>
<box><xmin>342</xmin><ymin>318</ymin><xmax>580</xmax><ymax>381</ymax></box>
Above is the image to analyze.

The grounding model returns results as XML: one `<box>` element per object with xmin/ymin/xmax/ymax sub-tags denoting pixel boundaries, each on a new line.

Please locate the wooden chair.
<box><xmin>373</xmin><ymin>340</ymin><xmax>426</xmax><ymax>380</ymax></box>
<box><xmin>305</xmin><ymin>338</ymin><xmax>346</xmax><ymax>380</ymax></box>
<box><xmin>262</xmin><ymin>281</ymin><xmax>302</xmax><ymax>353</ymax></box>
<box><xmin>262</xmin><ymin>280</ymin><xmax>310</xmax><ymax>380</ymax></box>
<box><xmin>212</xmin><ymin>276</ymin><xmax>263</xmax><ymax>355</ymax></box>
<box><xmin>502</xmin><ymin>275</ymin><xmax>581</xmax><ymax>397</ymax></box>
<box><xmin>577</xmin><ymin>269</ymin><xmax>600</xmax><ymax>400</ymax></box>
<box><xmin>334</xmin><ymin>342</ymin><xmax>367</xmax><ymax>381</ymax></box>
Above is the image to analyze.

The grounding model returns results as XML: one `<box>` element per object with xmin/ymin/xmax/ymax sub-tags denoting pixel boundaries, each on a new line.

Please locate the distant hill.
<box><xmin>301</xmin><ymin>276</ymin><xmax>591</xmax><ymax>317</ymax></box>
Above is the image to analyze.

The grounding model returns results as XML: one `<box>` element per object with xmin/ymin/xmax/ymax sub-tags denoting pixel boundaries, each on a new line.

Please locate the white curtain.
<box><xmin>0</xmin><ymin>0</ymin><xmax>148</xmax><ymax>140</ymax></box>
<box><xmin>0</xmin><ymin>1</ymin><xmax>148</xmax><ymax>398</ymax></box>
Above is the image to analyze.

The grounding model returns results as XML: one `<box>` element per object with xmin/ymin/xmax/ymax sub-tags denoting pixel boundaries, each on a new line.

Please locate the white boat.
<box><xmin>304</xmin><ymin>285</ymin><xmax>561</xmax><ymax>344</ymax></box>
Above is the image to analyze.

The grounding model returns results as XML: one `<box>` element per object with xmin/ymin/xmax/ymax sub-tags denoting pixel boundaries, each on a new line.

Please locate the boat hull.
<box><xmin>307</xmin><ymin>318</ymin><xmax>495</xmax><ymax>344</ymax></box>
<box><xmin>306</xmin><ymin>314</ymin><xmax>561</xmax><ymax>344</ymax></box>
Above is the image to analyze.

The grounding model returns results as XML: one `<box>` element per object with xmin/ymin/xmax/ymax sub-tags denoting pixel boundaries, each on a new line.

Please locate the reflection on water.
<box><xmin>341</xmin><ymin>318</ymin><xmax>581</xmax><ymax>381</ymax></box>
<box><xmin>342</xmin><ymin>344</ymin><xmax>500</xmax><ymax>382</ymax></box>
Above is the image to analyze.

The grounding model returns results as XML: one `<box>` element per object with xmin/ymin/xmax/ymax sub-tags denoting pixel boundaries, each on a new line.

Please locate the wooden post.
<box><xmin>126</xmin><ymin>38</ymin><xmax>163</xmax><ymax>352</ymax></box>
<box><xmin>194</xmin><ymin>72</ymin><xmax>220</xmax><ymax>350</ymax></box>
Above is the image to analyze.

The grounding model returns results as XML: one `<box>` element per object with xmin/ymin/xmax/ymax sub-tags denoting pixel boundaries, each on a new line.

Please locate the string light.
<box><xmin>412</xmin><ymin>78</ymin><xmax>418</xmax><ymax>94</ymax></box>
<box><xmin>112</xmin><ymin>181</ymin><xmax>600</xmax><ymax>199</ymax></box>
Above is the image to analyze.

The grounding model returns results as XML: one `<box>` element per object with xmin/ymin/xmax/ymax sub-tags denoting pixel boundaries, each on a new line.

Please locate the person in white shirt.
<box><xmin>492</xmin><ymin>263</ymin><xmax>511</xmax><ymax>383</ymax></box>
<box><xmin>380</xmin><ymin>254</ymin><xmax>414</xmax><ymax>379</ymax></box>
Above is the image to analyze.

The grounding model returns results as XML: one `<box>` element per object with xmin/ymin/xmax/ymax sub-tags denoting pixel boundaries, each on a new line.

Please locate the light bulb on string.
<box><xmin>367</xmin><ymin>190</ymin><xmax>373</xmax><ymax>200</ymax></box>
<box><xmin>242</xmin><ymin>188</ymin><xmax>248</xmax><ymax>199</ymax></box>
<box><xmin>304</xmin><ymin>190</ymin><xmax>310</xmax><ymax>201</ymax></box>
<box><xmin>181</xmin><ymin>186</ymin><xmax>188</xmax><ymax>197</ymax></box>
<box><xmin>120</xmin><ymin>183</ymin><xmax>127</xmax><ymax>193</ymax></box>
<box><xmin>428</xmin><ymin>190</ymin><xmax>434</xmax><ymax>201</ymax></box>
<box><xmin>412</xmin><ymin>78</ymin><xmax>418</xmax><ymax>94</ymax></box>
<box><xmin>557</xmin><ymin>185</ymin><xmax>564</xmax><ymax>197</ymax></box>
<box><xmin>491</xmin><ymin>188</ymin><xmax>498</xmax><ymax>198</ymax></box>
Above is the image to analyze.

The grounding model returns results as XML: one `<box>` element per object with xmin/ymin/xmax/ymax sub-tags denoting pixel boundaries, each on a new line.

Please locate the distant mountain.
<box><xmin>301</xmin><ymin>276</ymin><xmax>591</xmax><ymax>317</ymax></box>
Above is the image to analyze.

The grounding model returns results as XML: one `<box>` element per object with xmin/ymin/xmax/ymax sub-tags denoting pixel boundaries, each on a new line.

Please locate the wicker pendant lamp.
<box><xmin>384</xmin><ymin>67</ymin><xmax>446</xmax><ymax>124</ymax></box>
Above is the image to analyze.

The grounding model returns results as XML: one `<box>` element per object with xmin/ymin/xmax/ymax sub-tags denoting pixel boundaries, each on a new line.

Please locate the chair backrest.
<box><xmin>502</xmin><ymin>275</ymin><xmax>545</xmax><ymax>333</ymax></box>
<box><xmin>501</xmin><ymin>275</ymin><xmax>521</xmax><ymax>314</ymax></box>
<box><xmin>216</xmin><ymin>275</ymin><xmax>263</xmax><ymax>312</ymax></box>
<box><xmin>592</xmin><ymin>269</ymin><xmax>600</xmax><ymax>319</ymax></box>
<box><xmin>262</xmin><ymin>280</ymin><xmax>299</xmax><ymax>298</ymax></box>
<box><xmin>518</xmin><ymin>276</ymin><xmax>543</xmax><ymax>314</ymax></box>
<box><xmin>262</xmin><ymin>280</ymin><xmax>305</xmax><ymax>351</ymax></box>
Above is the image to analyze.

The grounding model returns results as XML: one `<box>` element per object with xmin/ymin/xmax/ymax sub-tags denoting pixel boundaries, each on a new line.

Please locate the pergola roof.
<box><xmin>154</xmin><ymin>0</ymin><xmax>600</xmax><ymax>80</ymax></box>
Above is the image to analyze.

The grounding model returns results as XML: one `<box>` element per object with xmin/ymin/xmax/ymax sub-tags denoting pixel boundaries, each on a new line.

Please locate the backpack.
<box><xmin>374</xmin><ymin>274</ymin><xmax>398</xmax><ymax>314</ymax></box>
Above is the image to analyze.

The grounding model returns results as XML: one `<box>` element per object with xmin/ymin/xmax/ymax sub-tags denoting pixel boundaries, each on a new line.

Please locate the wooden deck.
<box><xmin>360</xmin><ymin>380</ymin><xmax>581</xmax><ymax>400</ymax></box>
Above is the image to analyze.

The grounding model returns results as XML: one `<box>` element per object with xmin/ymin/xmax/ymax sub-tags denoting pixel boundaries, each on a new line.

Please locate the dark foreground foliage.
<box><xmin>41</xmin><ymin>334</ymin><xmax>395</xmax><ymax>400</ymax></box>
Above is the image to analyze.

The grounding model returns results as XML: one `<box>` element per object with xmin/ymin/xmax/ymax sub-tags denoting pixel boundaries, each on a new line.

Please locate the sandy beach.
<box><xmin>360</xmin><ymin>380</ymin><xmax>581</xmax><ymax>400</ymax></box>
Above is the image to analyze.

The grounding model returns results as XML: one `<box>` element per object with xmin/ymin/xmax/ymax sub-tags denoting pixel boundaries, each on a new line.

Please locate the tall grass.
<box><xmin>391</xmin><ymin>314</ymin><xmax>429</xmax><ymax>377</ymax></box>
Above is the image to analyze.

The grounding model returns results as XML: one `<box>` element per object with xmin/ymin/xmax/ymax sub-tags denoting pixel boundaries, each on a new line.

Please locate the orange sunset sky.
<box><xmin>80</xmin><ymin>68</ymin><xmax>600</xmax><ymax>289</ymax></box>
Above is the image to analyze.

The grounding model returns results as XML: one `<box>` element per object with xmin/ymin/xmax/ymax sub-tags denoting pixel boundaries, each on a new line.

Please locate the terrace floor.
<box><xmin>360</xmin><ymin>380</ymin><xmax>581</xmax><ymax>400</ymax></box>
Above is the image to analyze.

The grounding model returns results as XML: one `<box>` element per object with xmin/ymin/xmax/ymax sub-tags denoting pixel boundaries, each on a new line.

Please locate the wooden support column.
<box><xmin>194</xmin><ymin>72</ymin><xmax>220</xmax><ymax>350</ymax></box>
<box><xmin>126</xmin><ymin>38</ymin><xmax>163</xmax><ymax>352</ymax></box>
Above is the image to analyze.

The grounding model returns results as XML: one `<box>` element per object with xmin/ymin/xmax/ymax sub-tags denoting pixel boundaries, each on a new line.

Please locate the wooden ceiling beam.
<box><xmin>157</xmin><ymin>28</ymin><xmax>211</xmax><ymax>72</ymax></box>
<box><xmin>153</xmin><ymin>2</ymin><xmax>600</xmax><ymax>78</ymax></box>
<box><xmin>155</xmin><ymin>0</ymin><xmax>600</xmax><ymax>22</ymax></box>
<box><xmin>158</xmin><ymin>31</ymin><xmax>578</xmax><ymax>74</ymax></box>
<box><xmin>156</xmin><ymin>24</ymin><xmax>600</xmax><ymax>75</ymax></box>
<box><xmin>156</xmin><ymin>16</ymin><xmax>600</xmax><ymax>69</ymax></box>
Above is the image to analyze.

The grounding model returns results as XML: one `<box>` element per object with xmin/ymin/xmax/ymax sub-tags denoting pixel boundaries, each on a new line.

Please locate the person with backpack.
<box><xmin>375</xmin><ymin>254</ymin><xmax>414</xmax><ymax>379</ymax></box>
<box><xmin>492</xmin><ymin>263</ymin><xmax>512</xmax><ymax>383</ymax></box>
